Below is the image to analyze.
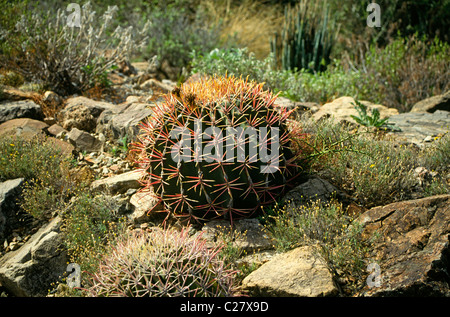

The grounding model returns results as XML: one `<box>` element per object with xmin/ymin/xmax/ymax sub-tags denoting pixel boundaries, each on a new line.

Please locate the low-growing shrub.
<box><xmin>84</xmin><ymin>227</ymin><xmax>239</xmax><ymax>297</ymax></box>
<box><xmin>0</xmin><ymin>135</ymin><xmax>67</xmax><ymax>182</ymax></box>
<box><xmin>264</xmin><ymin>200</ymin><xmax>375</xmax><ymax>294</ymax></box>
<box><xmin>348</xmin><ymin>35</ymin><xmax>450</xmax><ymax>112</ymax></box>
<box><xmin>422</xmin><ymin>134</ymin><xmax>450</xmax><ymax>174</ymax></box>
<box><xmin>0</xmin><ymin>2</ymin><xmax>146</xmax><ymax>95</ymax></box>
<box><xmin>62</xmin><ymin>192</ymin><xmax>127</xmax><ymax>280</ymax></box>
<box><xmin>298</xmin><ymin>117</ymin><xmax>419</xmax><ymax>207</ymax></box>
<box><xmin>0</xmin><ymin>135</ymin><xmax>87</xmax><ymax>220</ymax></box>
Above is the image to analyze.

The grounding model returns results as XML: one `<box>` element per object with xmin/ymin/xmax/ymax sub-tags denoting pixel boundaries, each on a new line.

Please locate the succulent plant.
<box><xmin>270</xmin><ymin>0</ymin><xmax>337</xmax><ymax>73</ymax></box>
<box><xmin>134</xmin><ymin>75</ymin><xmax>302</xmax><ymax>224</ymax></box>
<box><xmin>85</xmin><ymin>227</ymin><xmax>238</xmax><ymax>297</ymax></box>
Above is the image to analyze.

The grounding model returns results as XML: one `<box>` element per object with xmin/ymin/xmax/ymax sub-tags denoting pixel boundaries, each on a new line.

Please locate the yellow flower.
<box><xmin>10</xmin><ymin>143</ymin><xmax>14</xmax><ymax>146</ymax></box>
<box><xmin>369</xmin><ymin>164</ymin><xmax>375</xmax><ymax>168</ymax></box>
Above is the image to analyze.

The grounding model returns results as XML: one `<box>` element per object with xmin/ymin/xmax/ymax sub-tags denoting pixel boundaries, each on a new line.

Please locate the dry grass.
<box><xmin>200</xmin><ymin>0</ymin><xmax>284</xmax><ymax>59</ymax></box>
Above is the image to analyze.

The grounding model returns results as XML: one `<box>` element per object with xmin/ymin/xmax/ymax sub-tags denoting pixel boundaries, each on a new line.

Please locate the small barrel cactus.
<box><xmin>135</xmin><ymin>75</ymin><xmax>301</xmax><ymax>223</ymax></box>
<box><xmin>85</xmin><ymin>228</ymin><xmax>238</xmax><ymax>297</ymax></box>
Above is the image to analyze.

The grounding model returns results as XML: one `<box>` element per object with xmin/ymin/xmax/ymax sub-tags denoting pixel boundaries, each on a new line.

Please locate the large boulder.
<box><xmin>57</xmin><ymin>96</ymin><xmax>115</xmax><ymax>133</ymax></box>
<box><xmin>386</xmin><ymin>110</ymin><xmax>450</xmax><ymax>147</ymax></box>
<box><xmin>0</xmin><ymin>216</ymin><xmax>67</xmax><ymax>297</ymax></box>
<box><xmin>0</xmin><ymin>178</ymin><xmax>25</xmax><ymax>241</ymax></box>
<box><xmin>410</xmin><ymin>91</ymin><xmax>450</xmax><ymax>113</ymax></box>
<box><xmin>312</xmin><ymin>97</ymin><xmax>399</xmax><ymax>125</ymax></box>
<box><xmin>0</xmin><ymin>100</ymin><xmax>44</xmax><ymax>124</ymax></box>
<box><xmin>358</xmin><ymin>194</ymin><xmax>450</xmax><ymax>296</ymax></box>
<box><xmin>96</xmin><ymin>101</ymin><xmax>154</xmax><ymax>144</ymax></box>
<box><xmin>0</xmin><ymin>118</ymin><xmax>48</xmax><ymax>140</ymax></box>
<box><xmin>241</xmin><ymin>245</ymin><xmax>338</xmax><ymax>297</ymax></box>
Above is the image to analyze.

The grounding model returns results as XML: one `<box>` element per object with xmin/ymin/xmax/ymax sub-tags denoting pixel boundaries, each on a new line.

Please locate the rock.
<box><xmin>62</xmin><ymin>96</ymin><xmax>115</xmax><ymax>118</ymax></box>
<box><xmin>0</xmin><ymin>118</ymin><xmax>49</xmax><ymax>140</ymax></box>
<box><xmin>0</xmin><ymin>216</ymin><xmax>67</xmax><ymax>297</ymax></box>
<box><xmin>44</xmin><ymin>137</ymin><xmax>75</xmax><ymax>157</ymax></box>
<box><xmin>67</xmin><ymin>128</ymin><xmax>103</xmax><ymax>153</ymax></box>
<box><xmin>139</xmin><ymin>78</ymin><xmax>177</xmax><ymax>93</ymax></box>
<box><xmin>410</xmin><ymin>91</ymin><xmax>450</xmax><ymax>113</ymax></box>
<box><xmin>91</xmin><ymin>170</ymin><xmax>142</xmax><ymax>194</ymax></box>
<box><xmin>0</xmin><ymin>100</ymin><xmax>44</xmax><ymax>124</ymax></box>
<box><xmin>58</xmin><ymin>96</ymin><xmax>115</xmax><ymax>133</ymax></box>
<box><xmin>58</xmin><ymin>103</ymin><xmax>96</xmax><ymax>133</ymax></box>
<box><xmin>96</xmin><ymin>101</ymin><xmax>153</xmax><ymax>144</ymax></box>
<box><xmin>386</xmin><ymin>110</ymin><xmax>450</xmax><ymax>147</ymax></box>
<box><xmin>128</xmin><ymin>189</ymin><xmax>164</xmax><ymax>224</ymax></box>
<box><xmin>0</xmin><ymin>86</ymin><xmax>40</xmax><ymax>102</ymax></box>
<box><xmin>274</xmin><ymin>97</ymin><xmax>319</xmax><ymax>119</ymax></box>
<box><xmin>0</xmin><ymin>179</ymin><xmax>25</xmax><ymax>241</ymax></box>
<box><xmin>199</xmin><ymin>218</ymin><xmax>274</xmax><ymax>253</ymax></box>
<box><xmin>241</xmin><ymin>245</ymin><xmax>338</xmax><ymax>297</ymax></box>
<box><xmin>282</xmin><ymin>176</ymin><xmax>343</xmax><ymax>208</ymax></box>
<box><xmin>42</xmin><ymin>91</ymin><xmax>62</xmax><ymax>108</ymax></box>
<box><xmin>47</xmin><ymin>124</ymin><xmax>67</xmax><ymax>137</ymax></box>
<box><xmin>358</xmin><ymin>194</ymin><xmax>450</xmax><ymax>296</ymax></box>
<box><xmin>312</xmin><ymin>97</ymin><xmax>399</xmax><ymax>125</ymax></box>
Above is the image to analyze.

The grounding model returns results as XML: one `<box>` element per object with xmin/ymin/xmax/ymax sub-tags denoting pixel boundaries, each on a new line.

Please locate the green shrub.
<box><xmin>298</xmin><ymin>117</ymin><xmax>419</xmax><ymax>207</ymax></box>
<box><xmin>190</xmin><ymin>48</ymin><xmax>284</xmax><ymax>90</ymax></box>
<box><xmin>351</xmin><ymin>35</ymin><xmax>450</xmax><ymax>112</ymax></box>
<box><xmin>0</xmin><ymin>135</ymin><xmax>85</xmax><ymax>220</ymax></box>
<box><xmin>264</xmin><ymin>200</ymin><xmax>374</xmax><ymax>294</ymax></box>
<box><xmin>62</xmin><ymin>191</ymin><xmax>127</xmax><ymax>280</ymax></box>
<box><xmin>84</xmin><ymin>227</ymin><xmax>238</xmax><ymax>297</ymax></box>
<box><xmin>0</xmin><ymin>71</ymin><xmax>25</xmax><ymax>87</ymax></box>
<box><xmin>0</xmin><ymin>136</ymin><xmax>67</xmax><ymax>182</ymax></box>
<box><xmin>422</xmin><ymin>134</ymin><xmax>450</xmax><ymax>173</ymax></box>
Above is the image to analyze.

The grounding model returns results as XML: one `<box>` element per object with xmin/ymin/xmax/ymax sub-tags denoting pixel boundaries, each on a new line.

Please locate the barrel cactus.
<box><xmin>135</xmin><ymin>75</ymin><xmax>301</xmax><ymax>223</ymax></box>
<box><xmin>85</xmin><ymin>228</ymin><xmax>238</xmax><ymax>297</ymax></box>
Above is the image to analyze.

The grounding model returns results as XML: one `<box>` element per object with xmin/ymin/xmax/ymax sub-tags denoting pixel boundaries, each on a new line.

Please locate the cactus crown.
<box><xmin>136</xmin><ymin>75</ymin><xmax>301</xmax><ymax>224</ymax></box>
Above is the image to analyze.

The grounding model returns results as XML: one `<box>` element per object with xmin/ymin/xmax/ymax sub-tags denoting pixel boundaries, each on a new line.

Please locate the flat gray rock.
<box><xmin>387</xmin><ymin>110</ymin><xmax>450</xmax><ymax>147</ymax></box>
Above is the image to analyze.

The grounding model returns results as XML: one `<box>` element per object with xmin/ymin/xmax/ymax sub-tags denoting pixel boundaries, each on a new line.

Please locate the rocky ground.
<box><xmin>0</xmin><ymin>63</ymin><xmax>449</xmax><ymax>297</ymax></box>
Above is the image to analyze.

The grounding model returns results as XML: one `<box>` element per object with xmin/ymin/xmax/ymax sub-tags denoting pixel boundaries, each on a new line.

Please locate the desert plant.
<box><xmin>134</xmin><ymin>75</ymin><xmax>303</xmax><ymax>224</ymax></box>
<box><xmin>0</xmin><ymin>135</ymin><xmax>68</xmax><ymax>182</ymax></box>
<box><xmin>264</xmin><ymin>199</ymin><xmax>374</xmax><ymax>294</ymax></box>
<box><xmin>190</xmin><ymin>48</ymin><xmax>286</xmax><ymax>91</ymax></box>
<box><xmin>0</xmin><ymin>1</ymin><xmax>146</xmax><ymax>95</ymax></box>
<box><xmin>349</xmin><ymin>35</ymin><xmax>450</xmax><ymax>112</ymax></box>
<box><xmin>0</xmin><ymin>70</ymin><xmax>25</xmax><ymax>87</ymax></box>
<box><xmin>62</xmin><ymin>191</ymin><xmax>127</xmax><ymax>279</ymax></box>
<box><xmin>141</xmin><ymin>2</ymin><xmax>220</xmax><ymax>78</ymax></box>
<box><xmin>199</xmin><ymin>0</ymin><xmax>284</xmax><ymax>59</ymax></box>
<box><xmin>421</xmin><ymin>133</ymin><xmax>450</xmax><ymax>174</ymax></box>
<box><xmin>350</xmin><ymin>100</ymin><xmax>399</xmax><ymax>131</ymax></box>
<box><xmin>84</xmin><ymin>227</ymin><xmax>238</xmax><ymax>297</ymax></box>
<box><xmin>270</xmin><ymin>0</ymin><xmax>338</xmax><ymax>72</ymax></box>
<box><xmin>302</xmin><ymin>117</ymin><xmax>418</xmax><ymax>207</ymax></box>
<box><xmin>0</xmin><ymin>135</ymin><xmax>90</xmax><ymax>220</ymax></box>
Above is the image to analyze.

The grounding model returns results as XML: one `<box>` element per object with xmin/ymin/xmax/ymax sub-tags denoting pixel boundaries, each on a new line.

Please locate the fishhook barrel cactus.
<box><xmin>135</xmin><ymin>75</ymin><xmax>301</xmax><ymax>223</ymax></box>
